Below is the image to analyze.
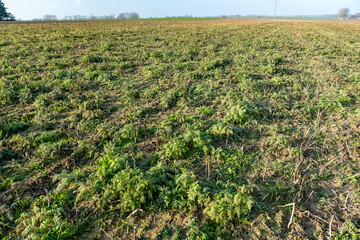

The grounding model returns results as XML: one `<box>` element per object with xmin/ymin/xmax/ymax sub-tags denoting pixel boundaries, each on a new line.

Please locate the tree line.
<box><xmin>42</xmin><ymin>12</ymin><xmax>139</xmax><ymax>21</ymax></box>
<box><xmin>0</xmin><ymin>0</ymin><xmax>140</xmax><ymax>22</ymax></box>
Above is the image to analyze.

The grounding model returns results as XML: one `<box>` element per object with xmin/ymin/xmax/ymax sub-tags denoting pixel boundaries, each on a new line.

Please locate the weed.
<box><xmin>2</xmin><ymin>19</ymin><xmax>360</xmax><ymax>239</ymax></box>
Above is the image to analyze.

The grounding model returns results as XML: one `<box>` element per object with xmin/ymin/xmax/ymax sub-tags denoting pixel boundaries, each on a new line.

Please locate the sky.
<box><xmin>3</xmin><ymin>0</ymin><xmax>360</xmax><ymax>20</ymax></box>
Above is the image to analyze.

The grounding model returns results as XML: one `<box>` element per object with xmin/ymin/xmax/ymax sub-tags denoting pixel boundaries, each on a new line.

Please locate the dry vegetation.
<box><xmin>0</xmin><ymin>19</ymin><xmax>360</xmax><ymax>239</ymax></box>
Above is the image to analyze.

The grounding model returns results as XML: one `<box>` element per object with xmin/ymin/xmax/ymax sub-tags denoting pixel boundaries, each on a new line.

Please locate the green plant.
<box><xmin>16</xmin><ymin>206</ymin><xmax>80</xmax><ymax>240</ymax></box>
<box><xmin>204</xmin><ymin>185</ymin><xmax>253</xmax><ymax>224</ymax></box>
<box><xmin>161</xmin><ymin>137</ymin><xmax>189</xmax><ymax>160</ymax></box>
<box><xmin>101</xmin><ymin>169</ymin><xmax>152</xmax><ymax>211</ymax></box>
<box><xmin>224</xmin><ymin>105</ymin><xmax>249</xmax><ymax>124</ymax></box>
<box><xmin>2</xmin><ymin>18</ymin><xmax>360</xmax><ymax>240</ymax></box>
<box><xmin>163</xmin><ymin>169</ymin><xmax>209</xmax><ymax>211</ymax></box>
<box><xmin>82</xmin><ymin>55</ymin><xmax>103</xmax><ymax>63</ymax></box>
<box><xmin>335</xmin><ymin>220</ymin><xmax>360</xmax><ymax>240</ymax></box>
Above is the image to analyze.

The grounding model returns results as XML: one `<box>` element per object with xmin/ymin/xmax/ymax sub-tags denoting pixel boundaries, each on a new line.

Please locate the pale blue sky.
<box><xmin>3</xmin><ymin>0</ymin><xmax>360</xmax><ymax>20</ymax></box>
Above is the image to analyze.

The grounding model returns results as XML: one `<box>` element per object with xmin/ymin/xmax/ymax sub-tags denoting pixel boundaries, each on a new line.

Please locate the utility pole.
<box><xmin>274</xmin><ymin>0</ymin><xmax>278</xmax><ymax>20</ymax></box>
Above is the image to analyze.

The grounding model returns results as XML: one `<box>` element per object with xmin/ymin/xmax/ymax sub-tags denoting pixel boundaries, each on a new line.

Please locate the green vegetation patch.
<box><xmin>1</xmin><ymin>19</ymin><xmax>360</xmax><ymax>239</ymax></box>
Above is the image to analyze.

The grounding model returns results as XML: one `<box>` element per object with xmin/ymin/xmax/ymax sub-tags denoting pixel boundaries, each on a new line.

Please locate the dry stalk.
<box><xmin>241</xmin><ymin>137</ymin><xmax>246</xmax><ymax>152</ymax></box>
<box><xmin>101</xmin><ymin>228</ymin><xmax>115</xmax><ymax>240</ymax></box>
<box><xmin>293</xmin><ymin>162</ymin><xmax>301</xmax><ymax>183</ymax></box>
<box><xmin>207</xmin><ymin>157</ymin><xmax>211</xmax><ymax>181</ymax></box>
<box><xmin>319</xmin><ymin>156</ymin><xmax>338</xmax><ymax>175</ymax></box>
<box><xmin>262</xmin><ymin>220</ymin><xmax>272</xmax><ymax>232</ymax></box>
<box><xmin>114</xmin><ymin>209</ymin><xmax>144</xmax><ymax>236</ymax></box>
<box><xmin>280</xmin><ymin>203</ymin><xmax>296</xmax><ymax>229</ymax></box>
<box><xmin>288</xmin><ymin>203</ymin><xmax>295</xmax><ymax>229</ymax></box>
<box><xmin>345</xmin><ymin>173</ymin><xmax>360</xmax><ymax>180</ymax></box>
<box><xmin>204</xmin><ymin>157</ymin><xmax>211</xmax><ymax>181</ymax></box>
<box><xmin>131</xmin><ymin>154</ymin><xmax>136</xmax><ymax>169</ymax></box>
<box><xmin>301</xmin><ymin>210</ymin><xmax>329</xmax><ymax>224</ymax></box>
<box><xmin>341</xmin><ymin>192</ymin><xmax>351</xmax><ymax>210</ymax></box>
<box><xmin>156</xmin><ymin>126</ymin><xmax>159</xmax><ymax>151</ymax></box>
<box><xmin>45</xmin><ymin>188</ymin><xmax>50</xmax><ymax>207</ymax></box>
<box><xmin>297</xmin><ymin>176</ymin><xmax>305</xmax><ymax>202</ymax></box>
<box><xmin>142</xmin><ymin>115</ymin><xmax>148</xmax><ymax>138</ymax></box>
<box><xmin>329</xmin><ymin>215</ymin><xmax>334</xmax><ymax>239</ymax></box>
<box><xmin>305</xmin><ymin>190</ymin><xmax>314</xmax><ymax>203</ymax></box>
<box><xmin>354</xmin><ymin>142</ymin><xmax>358</xmax><ymax>159</ymax></box>
<box><xmin>134</xmin><ymin>122</ymin><xmax>140</xmax><ymax>144</ymax></box>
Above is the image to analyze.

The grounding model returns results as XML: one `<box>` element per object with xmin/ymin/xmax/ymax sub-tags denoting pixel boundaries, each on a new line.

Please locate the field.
<box><xmin>0</xmin><ymin>18</ymin><xmax>360</xmax><ymax>239</ymax></box>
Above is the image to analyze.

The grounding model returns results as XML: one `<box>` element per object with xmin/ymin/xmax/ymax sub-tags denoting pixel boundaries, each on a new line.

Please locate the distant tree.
<box><xmin>117</xmin><ymin>12</ymin><xmax>140</xmax><ymax>19</ymax></box>
<box><xmin>0</xmin><ymin>0</ymin><xmax>15</xmax><ymax>21</ymax></box>
<box><xmin>129</xmin><ymin>12</ymin><xmax>139</xmax><ymax>19</ymax></box>
<box><xmin>64</xmin><ymin>16</ymin><xmax>73</xmax><ymax>21</ymax></box>
<box><xmin>338</xmin><ymin>8</ymin><xmax>350</xmax><ymax>19</ymax></box>
<box><xmin>73</xmin><ymin>15</ymin><xmax>82</xmax><ymax>20</ymax></box>
<box><xmin>106</xmin><ymin>14</ymin><xmax>116</xmax><ymax>20</ymax></box>
<box><xmin>7</xmin><ymin>13</ymin><xmax>15</xmax><ymax>21</ymax></box>
<box><xmin>349</xmin><ymin>15</ymin><xmax>357</xmax><ymax>20</ymax></box>
<box><xmin>117</xmin><ymin>13</ymin><xmax>126</xmax><ymax>19</ymax></box>
<box><xmin>43</xmin><ymin>15</ymin><xmax>57</xmax><ymax>21</ymax></box>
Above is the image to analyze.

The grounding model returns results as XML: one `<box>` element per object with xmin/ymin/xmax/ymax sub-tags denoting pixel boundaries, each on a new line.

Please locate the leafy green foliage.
<box><xmin>102</xmin><ymin>169</ymin><xmax>152</xmax><ymax>211</ymax></box>
<box><xmin>161</xmin><ymin>137</ymin><xmax>189</xmax><ymax>160</ymax></box>
<box><xmin>224</xmin><ymin>104</ymin><xmax>253</xmax><ymax>125</ymax></box>
<box><xmin>161</xmin><ymin>128</ymin><xmax>213</xmax><ymax>160</ymax></box>
<box><xmin>1</xmin><ymin>19</ymin><xmax>359</xmax><ymax>240</ymax></box>
<box><xmin>157</xmin><ymin>169</ymin><xmax>209</xmax><ymax>211</ymax></box>
<box><xmin>0</xmin><ymin>120</ymin><xmax>29</xmax><ymax>138</ymax></box>
<box><xmin>335</xmin><ymin>220</ymin><xmax>360</xmax><ymax>240</ymax></box>
<box><xmin>82</xmin><ymin>55</ymin><xmax>103</xmax><ymax>63</ymax></box>
<box><xmin>204</xmin><ymin>185</ymin><xmax>253</xmax><ymax>223</ymax></box>
<box><xmin>16</xmin><ymin>207</ymin><xmax>79</xmax><ymax>240</ymax></box>
<box><xmin>15</xmin><ymin>191</ymin><xmax>82</xmax><ymax>240</ymax></box>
